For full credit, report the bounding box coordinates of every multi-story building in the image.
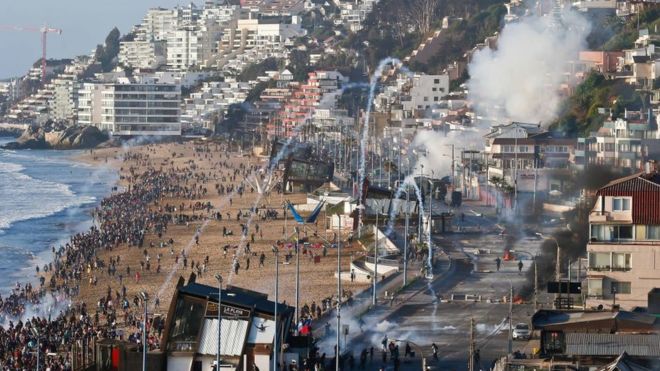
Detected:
[119,39,167,70]
[219,12,304,55]
[78,78,181,136]
[180,78,253,130]
[484,122,576,193]
[402,74,450,114]
[77,82,105,128]
[267,71,345,138]
[166,26,202,70]
[576,115,660,169]
[48,73,80,122]
[335,0,378,32]
[586,167,660,310]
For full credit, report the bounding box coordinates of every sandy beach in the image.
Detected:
[72,140,368,319]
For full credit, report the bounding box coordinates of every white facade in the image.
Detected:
[167,27,202,70]
[119,39,166,69]
[49,74,80,122]
[406,74,450,111]
[78,81,181,136]
[78,83,105,127]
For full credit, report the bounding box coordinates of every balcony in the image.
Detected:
[590,211,611,222]
[588,266,632,272]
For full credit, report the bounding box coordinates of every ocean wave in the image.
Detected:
[0,160,95,231]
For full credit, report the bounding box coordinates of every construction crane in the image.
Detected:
[0,25,63,83]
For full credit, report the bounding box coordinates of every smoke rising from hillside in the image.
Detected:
[467,10,591,124]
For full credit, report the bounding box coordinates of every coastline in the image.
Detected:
[0,137,371,368]
[0,139,117,295]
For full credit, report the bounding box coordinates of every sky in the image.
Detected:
[0,0,200,79]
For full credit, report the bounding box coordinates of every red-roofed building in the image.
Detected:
[586,165,660,310]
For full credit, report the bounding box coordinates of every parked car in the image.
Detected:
[512,323,531,340]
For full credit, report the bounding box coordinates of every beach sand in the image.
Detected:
[72,140,368,317]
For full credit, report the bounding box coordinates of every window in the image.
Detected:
[613,225,633,240]
[432,87,437,92]
[611,281,632,294]
[612,252,631,270]
[591,224,608,241]
[648,225,660,240]
[168,296,206,352]
[612,198,631,211]
[589,252,610,269]
[434,79,440,84]
[588,277,604,297]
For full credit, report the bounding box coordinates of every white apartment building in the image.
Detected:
[586,169,660,310]
[404,74,450,112]
[335,0,378,32]
[78,83,104,128]
[576,116,660,169]
[140,8,180,41]
[181,78,254,130]
[49,74,80,122]
[119,39,167,69]
[78,79,181,136]
[167,27,202,70]
[219,13,304,55]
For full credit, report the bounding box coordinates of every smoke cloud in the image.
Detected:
[467,9,591,124]
[410,128,485,177]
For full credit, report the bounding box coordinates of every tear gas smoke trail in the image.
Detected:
[384,176,428,251]
[357,58,401,211]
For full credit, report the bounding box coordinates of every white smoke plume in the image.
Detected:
[467,9,591,124]
[410,128,486,178]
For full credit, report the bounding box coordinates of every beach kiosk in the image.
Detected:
[161,280,294,371]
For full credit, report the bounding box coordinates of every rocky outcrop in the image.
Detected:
[2,125,109,150]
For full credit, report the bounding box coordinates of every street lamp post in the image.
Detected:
[508,282,513,356]
[295,226,301,327]
[427,172,433,279]
[273,246,279,371]
[418,164,424,240]
[140,291,149,371]
[215,274,223,370]
[373,204,379,306]
[536,233,562,307]
[403,186,410,287]
[336,215,342,371]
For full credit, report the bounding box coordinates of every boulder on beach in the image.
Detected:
[50,125,109,149]
[2,125,109,150]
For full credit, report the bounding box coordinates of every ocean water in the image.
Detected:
[0,137,117,292]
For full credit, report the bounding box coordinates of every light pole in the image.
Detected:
[215,274,223,370]
[508,282,513,356]
[336,215,342,371]
[403,186,410,287]
[398,128,403,184]
[295,226,301,327]
[273,246,279,371]
[536,233,562,306]
[140,291,149,371]
[427,172,433,279]
[418,164,424,240]
[31,329,40,371]
[373,203,379,306]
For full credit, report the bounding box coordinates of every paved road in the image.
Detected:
[311,199,551,370]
